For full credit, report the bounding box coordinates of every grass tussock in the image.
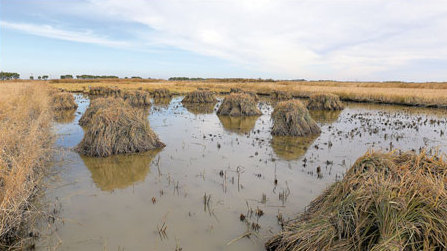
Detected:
[153,88,171,98]
[122,90,151,107]
[79,97,127,127]
[272,91,292,100]
[51,92,77,110]
[76,103,164,157]
[182,90,217,103]
[230,88,259,101]
[307,93,344,110]
[266,150,447,251]
[271,100,320,136]
[89,86,122,97]
[0,83,53,248]
[217,93,262,116]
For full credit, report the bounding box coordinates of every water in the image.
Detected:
[38,95,447,250]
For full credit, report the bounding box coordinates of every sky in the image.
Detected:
[1,0,447,81]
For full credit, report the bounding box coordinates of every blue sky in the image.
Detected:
[1,0,447,81]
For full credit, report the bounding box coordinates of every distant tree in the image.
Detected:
[0,71,20,80]
[60,75,73,79]
[42,75,49,80]
[38,76,42,80]
[30,76,34,80]
[131,76,142,79]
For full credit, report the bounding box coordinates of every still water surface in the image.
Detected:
[39,95,447,250]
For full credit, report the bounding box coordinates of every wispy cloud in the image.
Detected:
[86,0,447,80]
[0,21,129,48]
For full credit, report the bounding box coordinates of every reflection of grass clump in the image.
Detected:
[184,103,216,115]
[267,150,447,251]
[218,116,259,134]
[271,135,317,160]
[309,110,342,124]
[217,93,261,116]
[82,150,160,191]
[271,100,320,136]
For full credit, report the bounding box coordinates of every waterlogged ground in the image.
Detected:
[39,95,447,250]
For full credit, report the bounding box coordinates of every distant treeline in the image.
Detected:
[0,71,20,80]
[168,77,277,82]
[60,75,120,79]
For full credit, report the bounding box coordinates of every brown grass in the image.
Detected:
[0,83,54,248]
[271,100,321,136]
[51,92,77,110]
[153,88,171,98]
[79,97,127,127]
[76,103,164,157]
[266,150,447,251]
[43,79,447,108]
[307,93,344,110]
[182,90,217,103]
[122,90,151,107]
[272,90,292,100]
[217,93,262,116]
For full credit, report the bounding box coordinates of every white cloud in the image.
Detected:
[0,21,129,48]
[85,0,447,80]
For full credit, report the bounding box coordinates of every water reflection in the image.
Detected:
[309,110,342,124]
[54,109,76,124]
[183,103,216,114]
[218,115,259,134]
[81,150,161,191]
[152,97,172,108]
[271,135,319,160]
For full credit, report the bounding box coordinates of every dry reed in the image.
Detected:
[0,83,54,248]
[271,100,320,136]
[76,103,164,157]
[182,90,217,103]
[217,93,261,116]
[266,150,447,251]
[307,93,344,110]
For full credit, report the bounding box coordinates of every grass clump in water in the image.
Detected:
[89,86,122,97]
[182,90,217,103]
[307,93,344,110]
[79,97,127,127]
[271,100,320,136]
[76,102,164,157]
[272,90,291,100]
[51,92,77,110]
[122,90,151,107]
[266,150,447,251]
[217,93,261,116]
[153,88,171,98]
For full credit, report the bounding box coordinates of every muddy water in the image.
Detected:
[39,95,447,250]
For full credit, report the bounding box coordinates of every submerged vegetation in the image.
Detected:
[266,150,447,251]
[76,102,164,157]
[217,93,261,116]
[271,100,320,136]
[0,83,53,248]
[182,90,217,103]
[307,93,344,110]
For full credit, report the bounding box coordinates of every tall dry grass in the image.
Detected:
[0,83,54,248]
[42,79,447,108]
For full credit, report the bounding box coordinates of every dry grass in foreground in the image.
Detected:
[266,150,447,251]
[0,83,54,249]
[40,79,447,108]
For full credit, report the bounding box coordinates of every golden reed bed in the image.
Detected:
[27,79,447,108]
[0,83,54,248]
